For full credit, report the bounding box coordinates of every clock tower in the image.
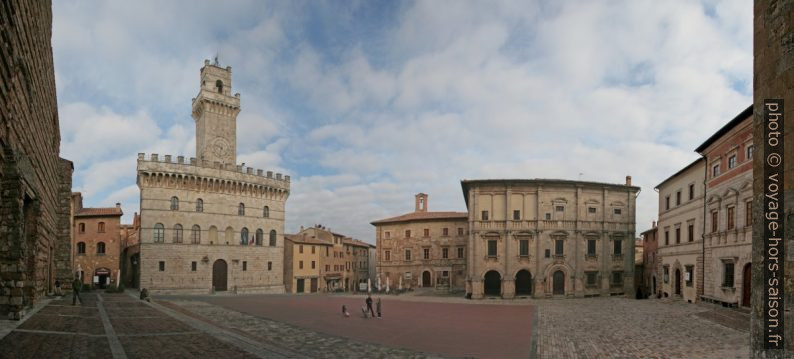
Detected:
[191,58,241,165]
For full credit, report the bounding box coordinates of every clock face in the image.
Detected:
[211,137,230,159]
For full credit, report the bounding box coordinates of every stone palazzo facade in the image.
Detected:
[0,0,73,319]
[462,178,639,299]
[136,60,289,294]
[373,194,469,292]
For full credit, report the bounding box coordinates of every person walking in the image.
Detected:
[54,280,62,296]
[72,275,82,306]
[365,295,375,318]
[376,297,382,319]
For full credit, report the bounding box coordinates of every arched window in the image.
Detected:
[173,224,183,243]
[170,196,179,211]
[255,229,263,246]
[153,223,165,243]
[263,206,270,218]
[240,227,249,245]
[97,242,106,255]
[269,230,277,247]
[97,222,105,233]
[191,225,201,244]
[238,203,245,216]
[209,226,218,244]
[77,242,86,255]
[225,226,234,244]
[216,80,223,93]
[196,198,203,212]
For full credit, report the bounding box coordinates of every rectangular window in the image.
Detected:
[723,262,735,288]
[712,163,720,177]
[442,271,449,277]
[385,231,390,239]
[747,145,754,160]
[513,210,521,220]
[442,247,449,259]
[555,239,564,256]
[423,248,430,260]
[79,223,85,233]
[676,191,681,206]
[689,184,695,200]
[405,250,411,261]
[545,213,551,220]
[159,261,165,272]
[728,155,736,169]
[746,201,752,227]
[385,250,391,261]
[613,239,622,256]
[457,247,464,259]
[311,246,315,254]
[311,261,315,269]
[612,271,623,286]
[458,228,464,236]
[544,249,550,258]
[191,261,197,272]
[481,211,489,220]
[688,224,694,242]
[685,265,694,287]
[443,228,449,236]
[325,265,330,272]
[587,239,596,256]
[712,211,718,232]
[519,240,529,257]
[663,266,669,283]
[299,261,303,269]
[242,261,247,271]
[586,272,598,287]
[588,207,596,214]
[299,245,303,254]
[268,262,272,271]
[405,230,411,238]
[555,205,564,212]
[665,196,670,210]
[727,207,735,229]
[664,231,669,246]
[487,240,497,257]
[613,208,622,215]
[423,228,430,237]
[326,247,329,256]
[675,227,680,244]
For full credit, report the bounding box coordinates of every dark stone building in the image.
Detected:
[752,0,793,356]
[0,0,73,319]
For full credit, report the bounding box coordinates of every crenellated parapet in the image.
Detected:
[136,153,290,200]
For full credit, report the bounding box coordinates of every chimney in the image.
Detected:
[625,175,632,186]
[652,220,656,228]
[300,225,304,231]
[415,193,428,212]
[115,202,121,209]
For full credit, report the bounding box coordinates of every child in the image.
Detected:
[342,304,350,317]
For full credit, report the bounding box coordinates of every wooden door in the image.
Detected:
[553,271,565,295]
[310,278,318,293]
[422,271,431,287]
[212,260,227,291]
[297,279,305,293]
[742,263,751,307]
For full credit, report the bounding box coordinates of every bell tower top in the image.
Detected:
[192,59,241,165]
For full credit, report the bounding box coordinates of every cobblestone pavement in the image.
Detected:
[536,297,749,359]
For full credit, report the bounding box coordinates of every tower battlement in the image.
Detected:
[137,152,290,188]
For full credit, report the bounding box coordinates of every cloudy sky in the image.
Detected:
[52,0,752,243]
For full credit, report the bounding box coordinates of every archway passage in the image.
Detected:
[742,263,751,307]
[212,259,228,291]
[422,271,432,287]
[675,269,681,295]
[552,270,565,295]
[515,270,532,295]
[484,270,501,296]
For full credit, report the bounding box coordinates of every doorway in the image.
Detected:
[675,269,681,295]
[422,271,432,287]
[515,270,532,295]
[484,271,501,296]
[296,279,305,293]
[212,259,228,291]
[742,263,751,307]
[95,268,110,289]
[310,278,318,293]
[553,270,565,295]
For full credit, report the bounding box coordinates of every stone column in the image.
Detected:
[502,278,515,299]
[751,1,793,357]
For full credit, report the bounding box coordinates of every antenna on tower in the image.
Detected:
[213,50,219,66]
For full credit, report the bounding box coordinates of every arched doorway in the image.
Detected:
[212,259,228,291]
[742,263,751,307]
[484,271,501,296]
[674,269,681,295]
[515,270,532,295]
[422,271,432,287]
[552,270,565,295]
